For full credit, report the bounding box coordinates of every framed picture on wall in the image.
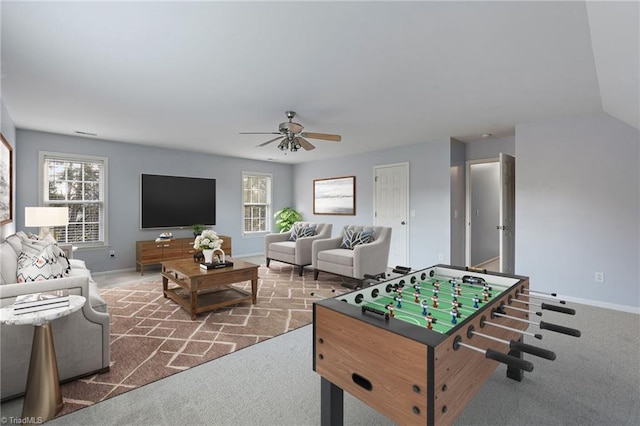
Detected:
[313,176,356,215]
[0,133,13,225]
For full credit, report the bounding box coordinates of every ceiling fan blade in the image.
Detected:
[296,137,315,151]
[257,136,283,147]
[300,132,341,142]
[239,132,281,135]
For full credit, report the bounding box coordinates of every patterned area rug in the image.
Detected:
[56,264,348,418]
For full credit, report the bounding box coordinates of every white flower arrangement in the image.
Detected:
[193,229,223,251]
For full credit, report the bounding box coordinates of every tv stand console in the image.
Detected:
[136,236,232,275]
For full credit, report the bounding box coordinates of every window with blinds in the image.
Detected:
[40,152,108,245]
[242,172,272,234]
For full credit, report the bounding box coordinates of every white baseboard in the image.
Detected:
[548,293,640,314]
[233,252,265,259]
[92,267,137,277]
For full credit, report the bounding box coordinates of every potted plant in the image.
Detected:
[190,224,206,236]
[274,207,302,233]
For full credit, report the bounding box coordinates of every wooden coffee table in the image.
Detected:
[161,258,259,320]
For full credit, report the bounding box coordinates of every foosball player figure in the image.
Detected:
[456,283,462,296]
[432,294,439,308]
[421,299,429,315]
[425,313,435,330]
[433,280,441,291]
[483,289,490,302]
[483,283,492,294]
[450,309,458,324]
[425,313,434,330]
[414,291,420,303]
[395,295,403,309]
[452,305,460,318]
[473,295,480,309]
[413,284,421,294]
[449,279,457,287]
[386,303,395,318]
[432,287,439,296]
[452,299,461,316]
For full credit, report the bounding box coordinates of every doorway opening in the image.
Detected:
[465,153,515,273]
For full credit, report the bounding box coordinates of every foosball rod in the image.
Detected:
[521,288,558,297]
[365,300,456,327]
[467,326,556,360]
[492,311,581,337]
[388,291,477,317]
[501,304,542,316]
[481,318,543,339]
[509,296,575,315]
[453,336,534,372]
[516,292,567,305]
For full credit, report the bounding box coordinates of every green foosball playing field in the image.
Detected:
[362,274,498,334]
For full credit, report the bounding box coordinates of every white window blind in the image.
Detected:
[41,152,108,245]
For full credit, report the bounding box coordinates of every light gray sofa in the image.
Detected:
[0,233,110,401]
[312,225,392,281]
[265,222,333,275]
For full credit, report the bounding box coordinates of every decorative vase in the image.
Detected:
[202,249,214,264]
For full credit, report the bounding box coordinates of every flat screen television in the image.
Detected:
[140,174,216,229]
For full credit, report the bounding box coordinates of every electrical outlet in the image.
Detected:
[109,250,116,258]
[594,272,604,283]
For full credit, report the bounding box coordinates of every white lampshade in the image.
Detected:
[25,207,70,227]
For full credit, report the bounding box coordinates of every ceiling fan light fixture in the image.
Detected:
[241,110,341,153]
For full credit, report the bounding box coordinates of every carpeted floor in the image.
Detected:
[53,264,348,418]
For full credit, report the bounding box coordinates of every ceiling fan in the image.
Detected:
[240,111,341,152]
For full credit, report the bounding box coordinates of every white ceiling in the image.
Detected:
[1,1,638,164]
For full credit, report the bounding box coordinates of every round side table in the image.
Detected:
[0,295,86,421]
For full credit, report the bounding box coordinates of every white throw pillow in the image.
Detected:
[16,243,70,283]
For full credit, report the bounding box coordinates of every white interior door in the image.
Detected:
[499,153,516,273]
[374,163,409,267]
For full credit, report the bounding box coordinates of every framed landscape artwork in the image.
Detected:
[313,176,356,215]
[0,133,12,225]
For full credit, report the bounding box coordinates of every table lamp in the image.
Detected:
[24,207,69,239]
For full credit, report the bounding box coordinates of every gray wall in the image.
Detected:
[0,98,16,238]
[516,112,639,309]
[466,135,515,160]
[293,139,451,269]
[15,130,294,273]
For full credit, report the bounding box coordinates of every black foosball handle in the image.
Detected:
[361,305,389,320]
[485,349,534,372]
[540,303,575,315]
[510,341,556,361]
[539,321,581,337]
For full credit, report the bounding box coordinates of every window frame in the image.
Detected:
[39,151,109,248]
[242,171,272,236]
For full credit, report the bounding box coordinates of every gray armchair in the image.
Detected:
[265,222,333,276]
[312,225,392,281]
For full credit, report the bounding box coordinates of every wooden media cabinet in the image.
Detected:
[136,236,232,275]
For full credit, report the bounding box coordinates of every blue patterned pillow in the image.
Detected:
[289,224,317,241]
[340,229,373,249]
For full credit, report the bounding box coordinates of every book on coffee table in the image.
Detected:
[200,261,234,270]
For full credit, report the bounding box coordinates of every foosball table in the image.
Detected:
[313,265,580,425]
